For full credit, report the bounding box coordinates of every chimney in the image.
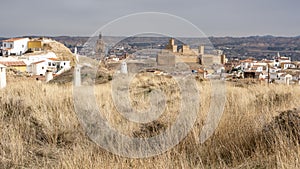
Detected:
[45,70,53,82]
[199,45,204,55]
[74,65,81,86]
[0,65,6,88]
[120,62,128,74]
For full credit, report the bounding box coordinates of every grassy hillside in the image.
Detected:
[0,76,299,168]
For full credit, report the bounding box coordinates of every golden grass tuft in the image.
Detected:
[0,77,299,168]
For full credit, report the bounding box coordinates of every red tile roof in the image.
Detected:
[32,60,46,65]
[2,48,12,51]
[3,38,26,42]
[240,59,252,63]
[47,58,59,61]
[0,61,26,66]
[261,60,273,63]
[279,57,290,60]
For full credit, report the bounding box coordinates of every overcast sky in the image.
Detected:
[1,0,299,37]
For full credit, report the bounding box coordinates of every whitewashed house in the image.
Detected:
[269,67,280,73]
[276,73,294,85]
[23,52,58,72]
[249,65,264,72]
[31,60,48,76]
[273,53,291,67]
[270,72,279,80]
[240,61,252,70]
[277,73,285,80]
[281,62,296,70]
[1,38,29,56]
[27,52,57,63]
[31,58,71,76]
[54,60,71,75]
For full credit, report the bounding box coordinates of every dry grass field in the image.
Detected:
[0,74,299,169]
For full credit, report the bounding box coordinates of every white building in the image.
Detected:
[281,62,296,70]
[31,60,48,76]
[270,72,279,80]
[22,52,58,72]
[269,67,280,73]
[250,65,264,72]
[273,53,291,67]
[27,52,57,63]
[31,59,71,76]
[240,61,253,70]
[55,61,71,75]
[1,38,29,56]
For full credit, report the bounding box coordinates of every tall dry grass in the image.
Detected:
[0,75,299,169]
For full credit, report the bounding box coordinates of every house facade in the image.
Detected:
[273,55,291,67]
[31,60,47,76]
[281,62,296,70]
[31,59,71,76]
[0,61,27,72]
[27,39,43,51]
[1,38,29,56]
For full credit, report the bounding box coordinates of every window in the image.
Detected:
[22,45,24,48]
[4,44,6,47]
[42,67,44,69]
[10,44,13,48]
[48,62,51,66]
[64,62,66,65]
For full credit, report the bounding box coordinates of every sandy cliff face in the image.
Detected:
[43,39,75,65]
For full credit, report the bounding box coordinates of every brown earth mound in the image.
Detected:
[50,66,112,85]
[263,109,300,144]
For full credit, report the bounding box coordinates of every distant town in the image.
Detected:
[0,34,300,88]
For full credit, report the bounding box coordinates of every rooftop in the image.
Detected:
[47,58,59,61]
[32,60,46,65]
[3,38,27,42]
[0,61,26,66]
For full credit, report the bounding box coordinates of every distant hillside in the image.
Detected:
[2,35,300,60]
[209,36,300,60]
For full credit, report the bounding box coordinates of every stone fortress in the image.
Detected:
[157,38,226,67]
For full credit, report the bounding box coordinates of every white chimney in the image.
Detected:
[45,70,53,82]
[285,74,292,85]
[120,62,128,74]
[74,65,81,86]
[0,64,6,89]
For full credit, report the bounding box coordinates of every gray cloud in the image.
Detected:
[0,0,299,37]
